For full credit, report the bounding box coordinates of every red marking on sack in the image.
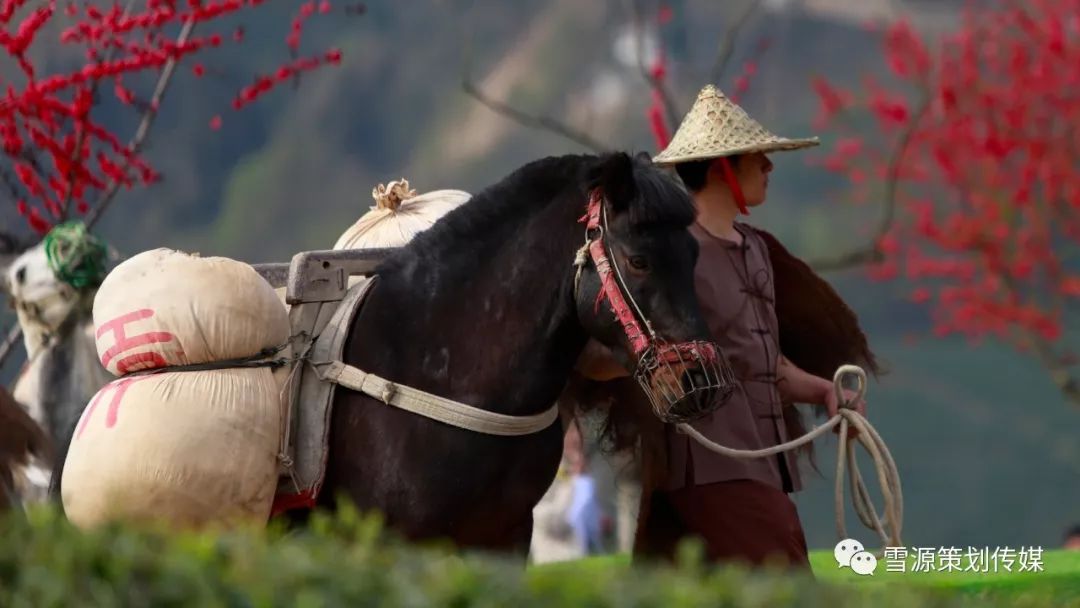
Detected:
[116,352,170,375]
[97,309,178,371]
[74,376,149,439]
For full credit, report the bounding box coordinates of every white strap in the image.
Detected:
[315,360,560,436]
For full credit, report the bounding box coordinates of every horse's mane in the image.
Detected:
[375,152,695,277]
[567,226,884,486]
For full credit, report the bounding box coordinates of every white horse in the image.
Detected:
[0,230,113,503]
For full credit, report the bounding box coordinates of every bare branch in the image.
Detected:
[85,17,197,231]
[999,274,1080,406]
[458,33,610,158]
[0,323,21,377]
[628,0,680,128]
[460,78,609,153]
[61,0,139,222]
[1022,310,1078,406]
[709,0,764,85]
[809,92,933,272]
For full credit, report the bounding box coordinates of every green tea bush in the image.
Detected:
[0,504,1071,608]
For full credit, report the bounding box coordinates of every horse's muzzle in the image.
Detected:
[634,340,737,424]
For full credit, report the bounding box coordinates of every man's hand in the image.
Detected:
[820,378,866,418]
[778,353,867,437]
[819,378,866,438]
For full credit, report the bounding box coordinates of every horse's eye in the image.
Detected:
[627,255,649,271]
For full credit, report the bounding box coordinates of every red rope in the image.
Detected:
[718,157,749,215]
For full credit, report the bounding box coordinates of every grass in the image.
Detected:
[530,549,1080,603]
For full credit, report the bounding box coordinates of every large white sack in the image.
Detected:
[93,248,289,376]
[61,367,282,529]
[269,179,470,315]
[333,179,470,250]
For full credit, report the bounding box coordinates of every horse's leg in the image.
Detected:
[46,433,68,511]
[45,405,78,510]
[508,513,536,565]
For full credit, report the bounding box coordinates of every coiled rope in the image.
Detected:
[42,221,109,290]
[677,364,903,551]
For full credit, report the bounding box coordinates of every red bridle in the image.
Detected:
[573,189,734,423]
[578,189,652,357]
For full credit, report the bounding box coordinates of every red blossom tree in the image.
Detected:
[0,0,348,236]
[812,0,1080,404]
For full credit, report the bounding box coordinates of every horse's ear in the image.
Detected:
[0,231,32,256]
[590,152,638,211]
[0,232,16,255]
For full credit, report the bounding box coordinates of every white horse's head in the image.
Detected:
[5,242,82,354]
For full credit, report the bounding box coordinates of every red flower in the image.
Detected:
[810,77,850,127]
[911,287,932,303]
[657,4,673,24]
[0,0,343,236]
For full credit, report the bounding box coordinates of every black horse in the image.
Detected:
[316,152,734,556]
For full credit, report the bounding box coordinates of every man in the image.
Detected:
[530,418,608,563]
[577,85,879,570]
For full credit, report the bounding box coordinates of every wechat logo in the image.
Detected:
[835,538,878,576]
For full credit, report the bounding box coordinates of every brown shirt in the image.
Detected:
[664,221,802,494]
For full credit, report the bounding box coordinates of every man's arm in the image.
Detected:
[776,353,865,418]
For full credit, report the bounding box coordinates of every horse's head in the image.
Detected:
[572,152,736,424]
[4,241,82,338]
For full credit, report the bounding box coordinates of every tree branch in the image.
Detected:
[459,71,608,153]
[85,17,197,231]
[60,0,139,222]
[1000,274,1080,406]
[709,0,764,85]
[0,322,21,377]
[808,91,933,272]
[628,0,680,128]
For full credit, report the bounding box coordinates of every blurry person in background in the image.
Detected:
[1064,524,1080,550]
[564,421,605,555]
[529,418,609,563]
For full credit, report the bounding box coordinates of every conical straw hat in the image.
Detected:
[653,85,819,165]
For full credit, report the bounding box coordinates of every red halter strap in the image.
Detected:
[580,189,652,357]
[574,188,734,424]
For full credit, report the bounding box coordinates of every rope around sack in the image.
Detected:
[677,364,903,551]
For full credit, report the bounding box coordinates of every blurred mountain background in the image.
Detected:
[3,0,1077,552]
